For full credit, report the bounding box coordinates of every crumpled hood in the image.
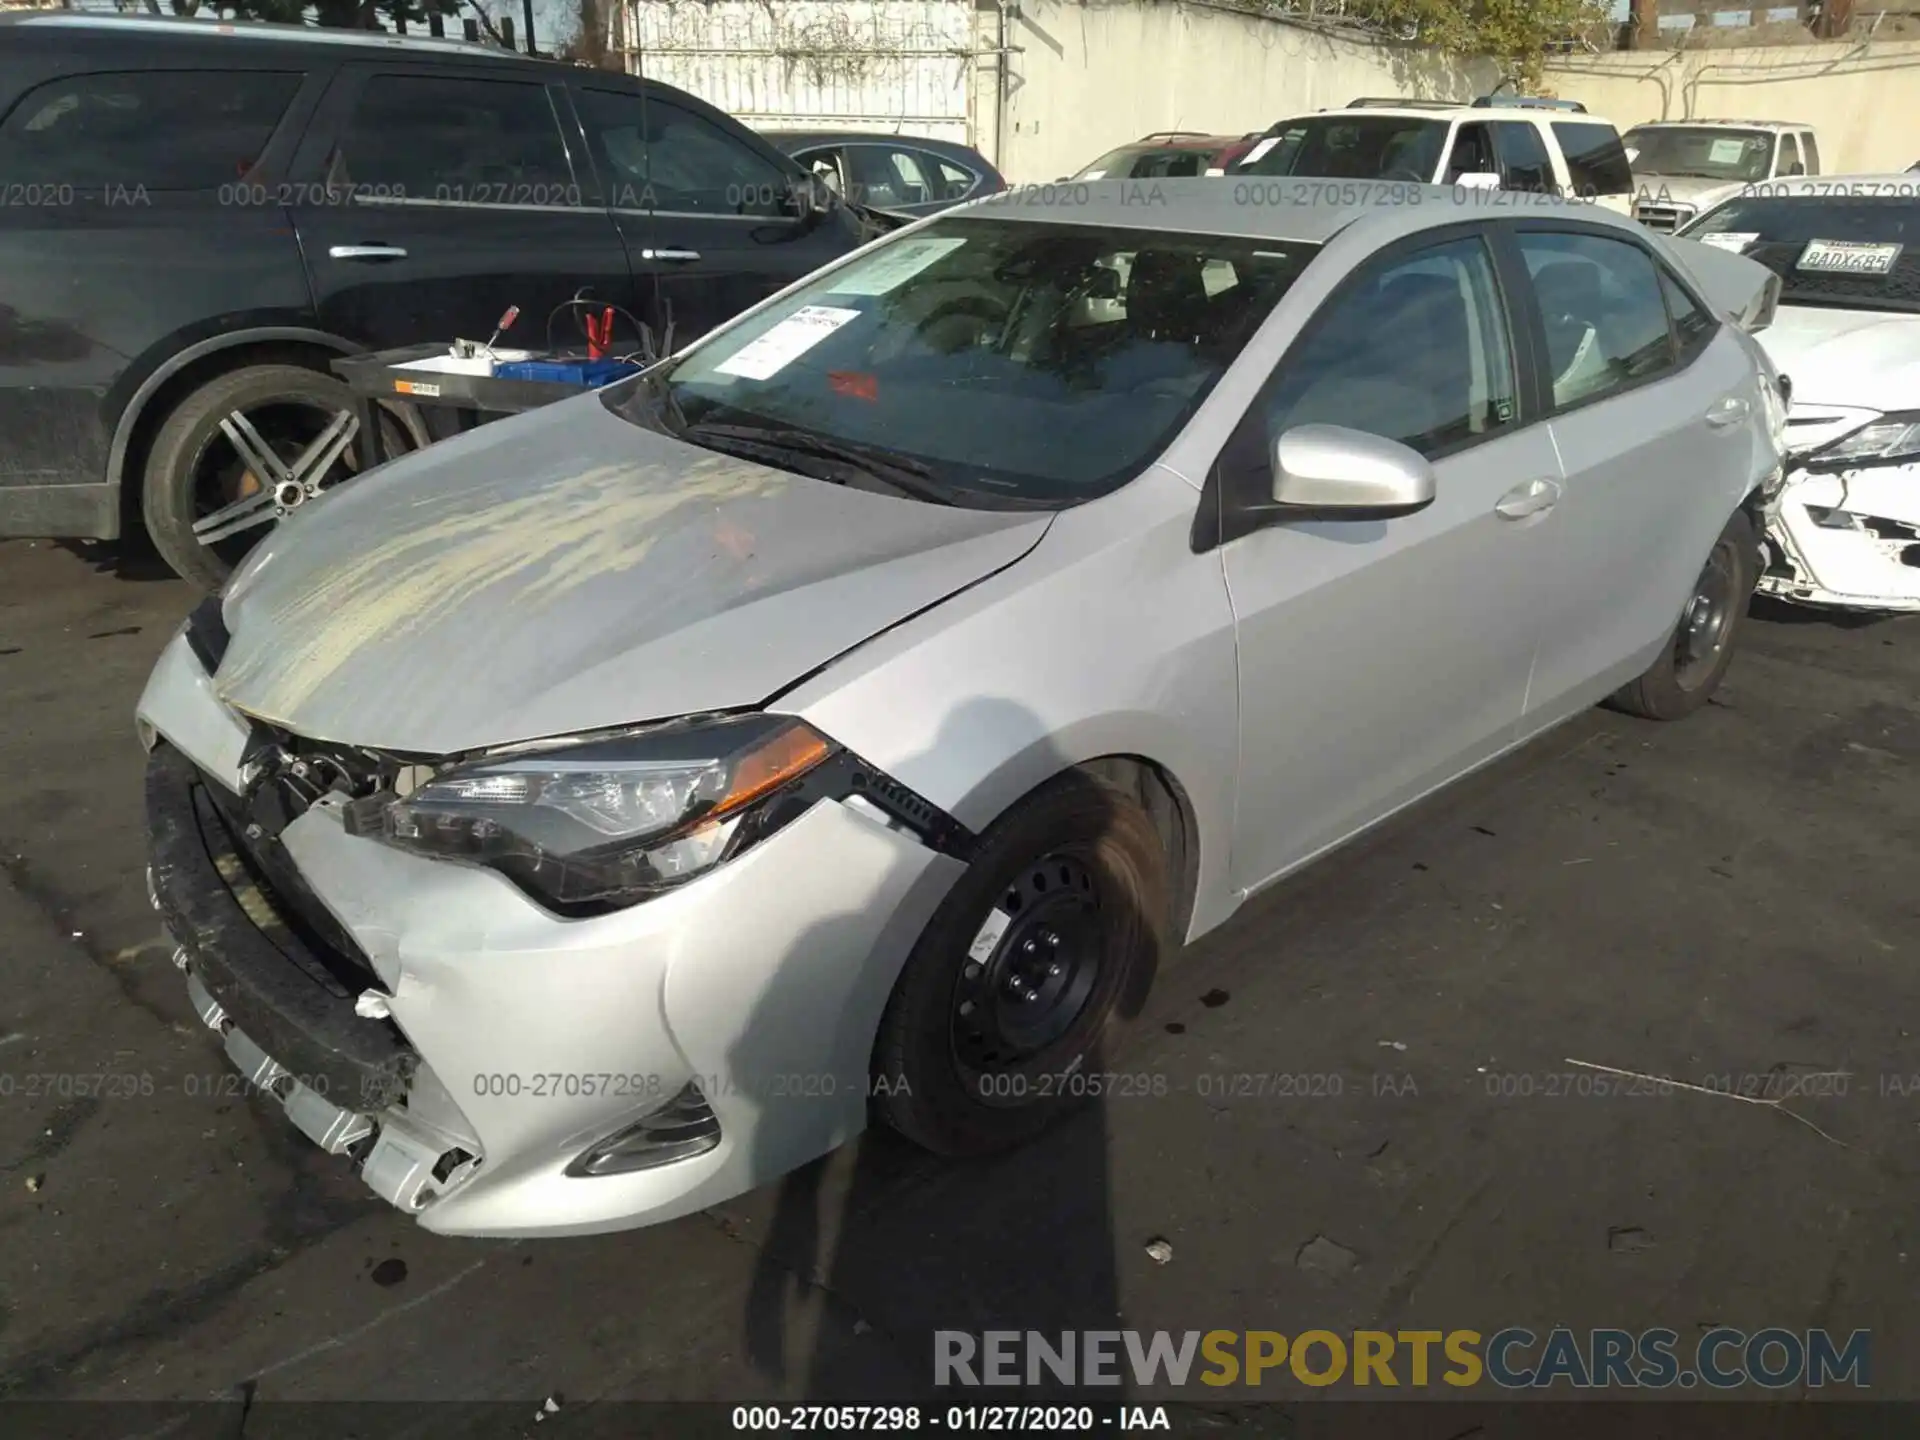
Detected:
[214,392,1050,755]
[1759,305,1920,413]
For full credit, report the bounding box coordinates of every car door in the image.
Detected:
[287,66,633,354]
[1215,229,1566,892]
[1506,223,1759,731]
[572,84,857,349]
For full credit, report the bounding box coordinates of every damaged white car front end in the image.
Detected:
[1680,179,1920,612]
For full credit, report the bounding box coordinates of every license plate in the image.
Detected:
[1796,239,1903,275]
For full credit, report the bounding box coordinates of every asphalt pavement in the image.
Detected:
[2,535,1916,1418]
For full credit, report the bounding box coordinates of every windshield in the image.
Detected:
[1682,195,1920,312]
[1624,126,1776,182]
[606,217,1317,507]
[1237,116,1447,181]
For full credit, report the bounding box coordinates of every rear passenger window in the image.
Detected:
[332,75,575,204]
[0,70,301,190]
[1493,122,1554,192]
[1660,269,1716,365]
[1263,236,1517,458]
[1551,122,1634,198]
[1518,232,1675,408]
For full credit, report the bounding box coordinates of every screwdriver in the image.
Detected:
[484,304,520,354]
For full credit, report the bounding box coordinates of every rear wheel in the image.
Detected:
[142,364,411,591]
[872,773,1167,1156]
[1607,509,1757,721]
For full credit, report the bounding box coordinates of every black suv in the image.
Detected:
[0,14,871,587]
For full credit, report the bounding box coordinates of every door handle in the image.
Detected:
[1705,395,1750,428]
[328,244,408,261]
[641,248,702,263]
[1494,477,1562,520]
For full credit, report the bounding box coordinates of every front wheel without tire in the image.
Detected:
[872,773,1168,1157]
[1607,508,1757,721]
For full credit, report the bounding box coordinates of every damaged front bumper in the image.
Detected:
[137,625,965,1237]
[1759,462,1920,613]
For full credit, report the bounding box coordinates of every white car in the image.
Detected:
[1626,120,1822,233]
[1681,176,1920,611]
[1232,99,1635,213]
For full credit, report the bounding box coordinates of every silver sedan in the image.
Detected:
[137,183,1786,1236]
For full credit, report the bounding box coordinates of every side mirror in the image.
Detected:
[1454,171,1502,190]
[1270,424,1436,519]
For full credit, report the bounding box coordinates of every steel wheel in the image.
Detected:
[951,851,1105,1083]
[1676,536,1740,690]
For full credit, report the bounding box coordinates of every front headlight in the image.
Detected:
[1811,411,1920,468]
[352,715,834,912]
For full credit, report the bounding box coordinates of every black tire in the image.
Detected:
[872,772,1168,1156]
[1607,508,1757,721]
[142,363,406,592]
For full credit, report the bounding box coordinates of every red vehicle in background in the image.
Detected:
[1067,130,1263,180]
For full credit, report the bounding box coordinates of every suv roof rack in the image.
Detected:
[1345,97,1457,110]
[1472,95,1587,113]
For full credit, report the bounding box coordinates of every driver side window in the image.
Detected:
[1264,236,1517,457]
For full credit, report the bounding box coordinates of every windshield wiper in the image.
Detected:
[685,419,967,506]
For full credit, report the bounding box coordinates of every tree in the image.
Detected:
[1349,0,1613,89]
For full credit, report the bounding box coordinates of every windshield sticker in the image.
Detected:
[1697,231,1759,253]
[1708,138,1751,166]
[1797,239,1904,276]
[713,305,862,381]
[1240,136,1281,167]
[826,237,968,297]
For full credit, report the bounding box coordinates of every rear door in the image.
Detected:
[0,61,319,537]
[1505,222,1758,729]
[288,65,634,354]
[571,83,858,349]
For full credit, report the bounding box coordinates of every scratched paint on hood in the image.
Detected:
[209,393,1052,755]
[215,453,783,728]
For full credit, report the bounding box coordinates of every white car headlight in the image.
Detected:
[1811,412,1920,469]
[347,715,835,912]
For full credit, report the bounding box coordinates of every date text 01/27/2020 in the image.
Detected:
[729,1406,1173,1432]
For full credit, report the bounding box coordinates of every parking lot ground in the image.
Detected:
[2,535,1917,1410]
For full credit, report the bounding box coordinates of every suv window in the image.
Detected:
[1517,232,1675,408]
[578,90,790,217]
[1659,268,1716,365]
[0,70,301,191]
[1492,121,1554,192]
[1552,122,1633,197]
[1445,123,1497,183]
[1800,132,1821,175]
[1261,235,1517,458]
[333,75,573,204]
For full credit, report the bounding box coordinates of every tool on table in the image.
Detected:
[485,304,521,355]
[584,306,614,360]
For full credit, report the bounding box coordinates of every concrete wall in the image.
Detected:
[992,1,1495,182]
[1546,39,1920,174]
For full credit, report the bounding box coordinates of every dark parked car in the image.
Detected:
[762,130,1004,216]
[0,14,874,588]
[1068,131,1262,181]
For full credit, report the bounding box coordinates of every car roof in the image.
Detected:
[942,178,1650,245]
[1289,105,1622,129]
[1627,119,1811,132]
[762,130,986,155]
[0,11,557,65]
